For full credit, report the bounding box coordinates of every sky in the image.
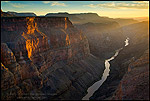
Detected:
[1,1,149,18]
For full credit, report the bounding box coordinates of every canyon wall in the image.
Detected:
[111,49,149,100]
[110,22,149,100]
[90,21,149,100]
[1,17,105,100]
[45,12,138,60]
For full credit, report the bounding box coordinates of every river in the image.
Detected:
[82,38,129,100]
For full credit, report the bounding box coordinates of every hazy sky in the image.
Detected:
[1,1,149,18]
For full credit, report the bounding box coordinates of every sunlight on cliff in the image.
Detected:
[22,17,70,59]
[11,51,14,57]
[1,63,8,71]
[66,34,70,46]
[26,17,36,35]
[61,29,70,46]
[25,40,32,59]
[25,39,39,59]
[22,17,46,60]
[65,17,67,30]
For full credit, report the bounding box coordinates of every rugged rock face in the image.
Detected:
[111,50,149,100]
[1,16,105,100]
[45,12,137,60]
[1,11,137,60]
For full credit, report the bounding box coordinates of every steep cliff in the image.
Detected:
[1,16,105,100]
[111,50,149,100]
[45,12,137,60]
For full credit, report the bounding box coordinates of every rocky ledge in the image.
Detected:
[1,16,105,100]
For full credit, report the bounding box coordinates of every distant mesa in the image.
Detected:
[45,12,138,26]
[7,11,37,17]
[1,10,138,26]
[45,12,101,24]
[1,10,36,17]
[1,10,15,17]
[45,12,99,18]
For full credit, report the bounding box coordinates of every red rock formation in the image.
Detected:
[1,17,97,100]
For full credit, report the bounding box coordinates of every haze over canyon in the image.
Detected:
[1,1,149,100]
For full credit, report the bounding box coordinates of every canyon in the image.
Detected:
[1,16,106,100]
[1,11,149,100]
[90,21,149,100]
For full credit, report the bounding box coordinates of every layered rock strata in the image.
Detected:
[1,17,104,100]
